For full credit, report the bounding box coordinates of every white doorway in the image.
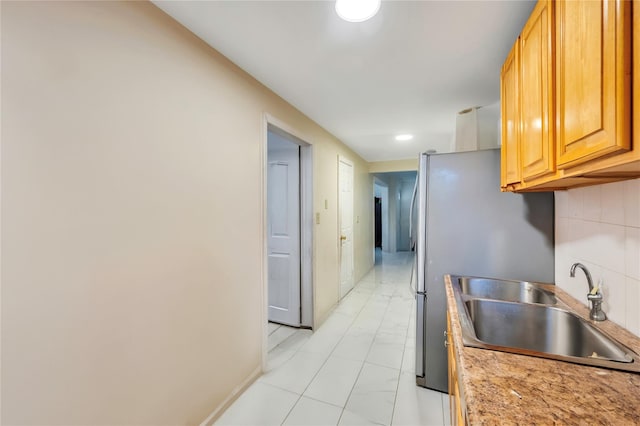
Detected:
[263,119,313,343]
[338,156,354,299]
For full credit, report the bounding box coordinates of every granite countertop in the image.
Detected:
[444,275,640,425]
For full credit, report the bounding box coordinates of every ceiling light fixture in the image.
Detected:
[395,134,414,142]
[335,0,381,23]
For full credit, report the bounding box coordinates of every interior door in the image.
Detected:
[338,156,354,299]
[267,133,301,326]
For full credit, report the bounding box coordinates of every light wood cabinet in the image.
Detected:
[500,0,554,191]
[520,0,554,181]
[555,0,631,168]
[447,311,466,426]
[500,0,638,192]
[500,40,521,189]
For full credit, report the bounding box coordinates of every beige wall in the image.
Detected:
[0,1,373,424]
[555,179,640,337]
[368,158,418,173]
[310,138,374,327]
[353,160,375,283]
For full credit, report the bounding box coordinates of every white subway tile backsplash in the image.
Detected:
[626,227,640,281]
[596,223,626,273]
[568,186,584,219]
[601,180,625,225]
[555,217,570,252]
[626,277,640,336]
[554,191,569,219]
[555,178,640,337]
[582,185,602,222]
[599,268,627,327]
[568,219,599,263]
[624,179,640,228]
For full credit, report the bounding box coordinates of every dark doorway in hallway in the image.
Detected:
[374,196,382,248]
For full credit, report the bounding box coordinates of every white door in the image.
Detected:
[267,134,301,326]
[339,156,354,299]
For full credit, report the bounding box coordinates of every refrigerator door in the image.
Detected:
[414,153,429,381]
[415,292,426,385]
[421,149,554,392]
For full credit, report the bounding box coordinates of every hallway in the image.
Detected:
[216,251,450,426]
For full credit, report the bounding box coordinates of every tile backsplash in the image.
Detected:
[555,178,640,337]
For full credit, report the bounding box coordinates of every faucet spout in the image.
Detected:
[569,262,606,321]
[570,262,594,293]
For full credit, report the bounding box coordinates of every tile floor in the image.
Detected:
[216,251,450,426]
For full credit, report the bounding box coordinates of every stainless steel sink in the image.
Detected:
[455,276,557,305]
[450,275,640,373]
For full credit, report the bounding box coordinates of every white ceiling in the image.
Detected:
[153,0,536,162]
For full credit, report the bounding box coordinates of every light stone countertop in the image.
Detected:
[444,275,640,425]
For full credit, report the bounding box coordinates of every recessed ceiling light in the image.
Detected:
[395,134,414,142]
[335,0,381,23]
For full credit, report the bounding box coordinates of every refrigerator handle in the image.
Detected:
[409,174,418,247]
[414,153,428,381]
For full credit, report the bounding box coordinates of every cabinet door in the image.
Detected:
[520,0,554,180]
[447,312,465,426]
[555,0,631,168]
[500,40,521,188]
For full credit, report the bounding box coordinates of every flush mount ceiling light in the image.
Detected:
[395,134,414,142]
[335,0,381,23]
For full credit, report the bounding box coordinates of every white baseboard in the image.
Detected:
[199,365,262,426]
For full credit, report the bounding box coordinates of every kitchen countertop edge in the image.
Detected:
[444,274,640,424]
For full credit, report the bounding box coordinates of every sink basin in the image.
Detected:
[463,299,634,364]
[450,275,640,373]
[454,276,557,305]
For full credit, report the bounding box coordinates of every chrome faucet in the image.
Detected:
[570,263,606,321]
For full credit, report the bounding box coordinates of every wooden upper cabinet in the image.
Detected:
[520,0,554,181]
[500,40,521,188]
[555,0,631,168]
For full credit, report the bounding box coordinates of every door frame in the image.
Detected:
[373,178,389,259]
[261,114,314,369]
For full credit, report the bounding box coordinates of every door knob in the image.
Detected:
[340,235,347,241]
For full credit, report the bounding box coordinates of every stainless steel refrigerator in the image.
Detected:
[412,149,554,392]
